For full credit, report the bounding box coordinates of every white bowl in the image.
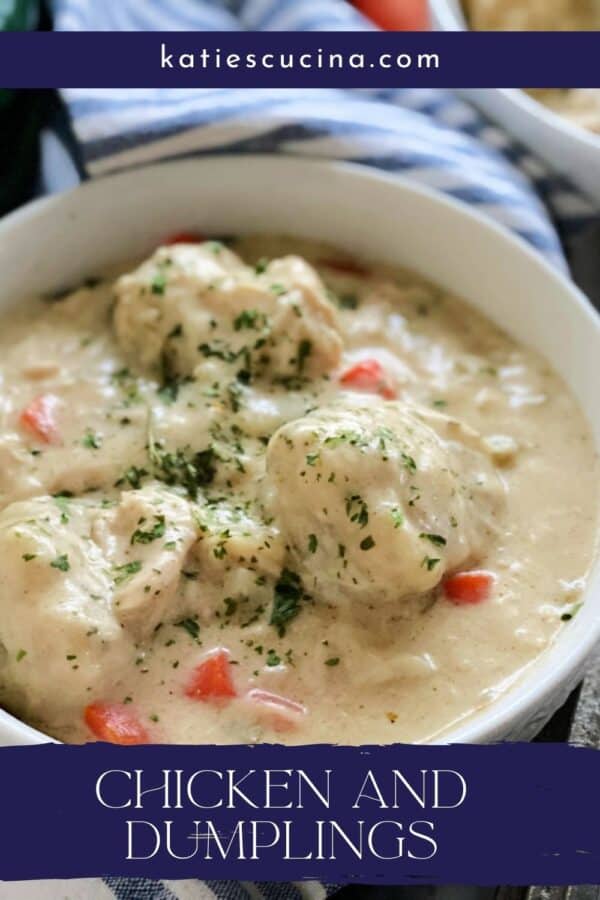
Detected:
[430,0,600,206]
[0,155,599,746]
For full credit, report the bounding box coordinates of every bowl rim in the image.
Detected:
[429,0,600,152]
[0,152,599,747]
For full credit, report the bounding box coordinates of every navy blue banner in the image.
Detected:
[0,31,599,88]
[1,741,599,883]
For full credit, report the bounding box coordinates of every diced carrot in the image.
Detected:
[185,648,237,702]
[340,358,396,400]
[84,702,149,745]
[19,394,60,443]
[163,232,205,245]
[354,0,430,30]
[245,688,307,733]
[318,257,370,277]
[444,570,495,605]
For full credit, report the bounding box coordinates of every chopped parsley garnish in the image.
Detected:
[270,568,307,637]
[50,554,70,573]
[198,342,240,364]
[175,617,200,640]
[255,257,269,274]
[22,553,36,562]
[296,339,312,372]
[131,515,166,545]
[421,556,440,571]
[420,533,447,547]
[266,649,281,667]
[16,649,27,662]
[391,508,404,529]
[360,535,376,551]
[234,309,267,331]
[113,560,142,585]
[149,443,217,500]
[346,494,369,528]
[117,465,148,490]
[53,493,72,523]
[151,271,167,295]
[325,657,340,666]
[306,452,320,467]
[561,602,583,622]
[82,430,102,450]
[308,533,318,554]
[338,293,359,310]
[401,452,417,473]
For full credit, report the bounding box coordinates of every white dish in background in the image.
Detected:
[429,0,600,206]
[0,155,599,746]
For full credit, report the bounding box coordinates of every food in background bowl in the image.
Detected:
[463,0,600,30]
[0,232,597,746]
[462,0,600,133]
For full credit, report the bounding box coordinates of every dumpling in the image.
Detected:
[0,486,198,725]
[113,242,343,382]
[0,496,126,724]
[262,397,505,609]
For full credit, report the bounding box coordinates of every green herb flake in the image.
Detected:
[391,508,404,529]
[82,431,102,450]
[420,532,447,547]
[53,493,72,523]
[50,554,70,573]
[297,339,312,373]
[270,568,307,637]
[234,309,266,331]
[325,657,340,667]
[308,533,318,554]
[175,617,200,640]
[113,560,143,585]
[360,535,376,551]
[421,556,440,572]
[16,649,27,662]
[338,293,359,310]
[131,515,166,545]
[346,494,369,528]
[401,452,418,473]
[151,271,167,295]
[266,649,281,667]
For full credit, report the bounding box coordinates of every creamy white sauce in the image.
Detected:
[0,235,597,745]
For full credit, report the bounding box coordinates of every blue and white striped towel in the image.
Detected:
[51,0,599,276]
[23,2,596,899]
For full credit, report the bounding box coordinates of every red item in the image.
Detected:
[185,648,237,701]
[163,232,205,245]
[354,0,430,30]
[340,358,396,399]
[444,570,495,605]
[84,702,149,745]
[19,394,60,443]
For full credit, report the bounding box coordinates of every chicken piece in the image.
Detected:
[0,497,127,724]
[113,242,343,382]
[92,485,198,640]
